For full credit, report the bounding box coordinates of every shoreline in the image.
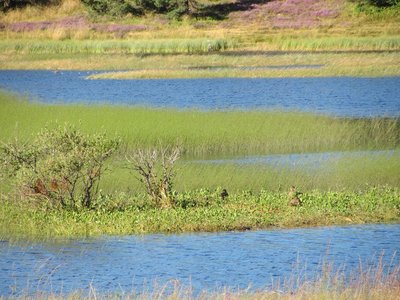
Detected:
[1,186,399,240]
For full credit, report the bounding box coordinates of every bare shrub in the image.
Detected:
[127,146,181,208]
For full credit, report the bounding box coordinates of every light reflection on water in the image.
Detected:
[1,224,399,296]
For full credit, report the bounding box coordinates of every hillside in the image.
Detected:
[1,0,399,38]
[0,0,399,76]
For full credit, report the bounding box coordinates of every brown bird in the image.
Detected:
[288,186,302,206]
[220,188,229,200]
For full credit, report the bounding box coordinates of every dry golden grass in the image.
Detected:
[1,51,399,78]
[0,0,84,23]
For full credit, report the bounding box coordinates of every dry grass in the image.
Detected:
[1,51,399,78]
[0,0,84,23]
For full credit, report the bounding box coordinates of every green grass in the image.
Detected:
[1,46,399,78]
[99,152,400,195]
[0,38,234,55]
[1,91,399,158]
[238,35,400,52]
[1,186,399,238]
[1,90,399,194]
[87,63,400,78]
[1,92,399,237]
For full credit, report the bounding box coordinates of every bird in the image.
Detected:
[220,188,229,201]
[288,186,302,206]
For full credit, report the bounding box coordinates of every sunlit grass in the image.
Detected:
[0,89,399,236]
[1,185,399,237]
[0,0,84,23]
[88,64,400,78]
[1,48,399,78]
[0,38,234,55]
[1,91,398,158]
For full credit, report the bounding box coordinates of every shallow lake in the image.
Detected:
[1,224,399,296]
[0,70,399,117]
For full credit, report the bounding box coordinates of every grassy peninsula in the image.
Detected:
[0,91,399,239]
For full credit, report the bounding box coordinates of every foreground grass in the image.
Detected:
[1,187,399,238]
[6,285,400,300]
[1,91,399,158]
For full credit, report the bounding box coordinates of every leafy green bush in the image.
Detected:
[81,0,140,16]
[0,124,120,210]
[367,0,399,7]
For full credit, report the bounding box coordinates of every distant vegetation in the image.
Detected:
[1,0,399,18]
[0,0,398,75]
[81,0,198,18]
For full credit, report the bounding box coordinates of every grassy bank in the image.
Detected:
[1,186,399,238]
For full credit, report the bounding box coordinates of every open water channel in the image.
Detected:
[1,225,400,296]
[0,70,399,117]
[0,71,399,296]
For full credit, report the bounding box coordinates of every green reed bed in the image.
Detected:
[258,36,400,52]
[88,64,400,79]
[98,152,400,195]
[1,92,398,158]
[1,186,399,238]
[0,36,398,55]
[0,38,233,55]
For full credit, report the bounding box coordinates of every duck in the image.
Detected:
[220,188,229,200]
[288,186,302,206]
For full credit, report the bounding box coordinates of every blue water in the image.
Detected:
[0,70,399,116]
[1,224,399,296]
[193,149,399,169]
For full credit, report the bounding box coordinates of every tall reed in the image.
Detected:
[1,92,398,159]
